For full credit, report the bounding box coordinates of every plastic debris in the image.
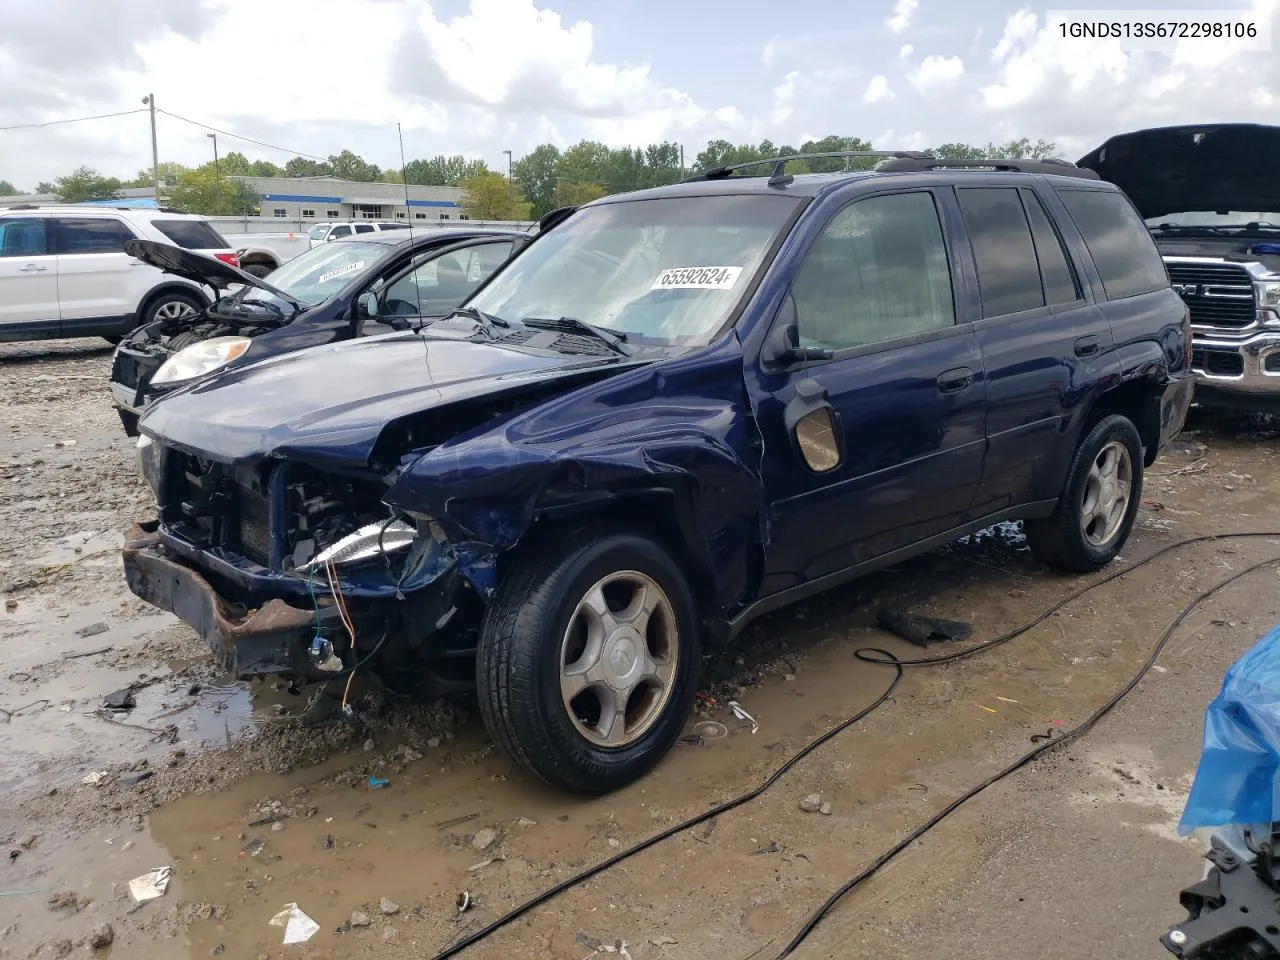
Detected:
[103,688,136,711]
[456,891,473,913]
[128,866,173,903]
[692,720,727,740]
[269,902,320,944]
[876,608,972,647]
[81,771,110,787]
[727,700,758,734]
[367,776,389,789]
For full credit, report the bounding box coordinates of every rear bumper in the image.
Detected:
[122,522,324,677]
[1191,331,1280,397]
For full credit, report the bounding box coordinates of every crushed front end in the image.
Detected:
[123,436,463,686]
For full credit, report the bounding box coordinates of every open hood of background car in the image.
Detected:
[123,238,297,303]
[138,330,628,469]
[1076,124,1280,221]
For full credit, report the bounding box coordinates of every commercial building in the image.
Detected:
[0,176,465,221]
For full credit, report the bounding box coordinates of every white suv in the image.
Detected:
[306,220,411,247]
[0,205,239,344]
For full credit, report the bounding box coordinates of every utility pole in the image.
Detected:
[142,94,160,202]
[207,133,220,211]
[503,149,512,180]
[679,144,684,179]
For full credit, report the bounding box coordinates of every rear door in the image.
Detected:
[953,183,1112,515]
[0,216,59,339]
[50,215,146,331]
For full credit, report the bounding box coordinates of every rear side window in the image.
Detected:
[354,224,375,234]
[0,218,48,257]
[1056,189,1170,300]
[1020,189,1079,306]
[330,225,352,238]
[52,218,137,254]
[956,187,1043,318]
[151,219,229,250]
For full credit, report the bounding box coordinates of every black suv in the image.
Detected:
[122,151,1193,793]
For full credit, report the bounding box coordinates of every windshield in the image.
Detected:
[1147,211,1280,230]
[238,240,390,309]
[307,224,330,240]
[466,194,802,344]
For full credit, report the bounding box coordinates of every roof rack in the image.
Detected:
[872,157,1101,180]
[682,150,937,188]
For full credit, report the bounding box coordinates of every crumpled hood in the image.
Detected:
[139,331,621,468]
[1077,124,1280,220]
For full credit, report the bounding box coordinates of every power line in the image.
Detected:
[0,108,147,132]
[155,108,330,162]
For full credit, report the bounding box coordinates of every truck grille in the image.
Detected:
[1166,262,1256,330]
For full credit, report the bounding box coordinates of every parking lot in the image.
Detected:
[1,336,1277,959]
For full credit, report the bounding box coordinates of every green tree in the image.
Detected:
[246,159,283,177]
[54,166,122,202]
[284,157,333,178]
[168,167,259,215]
[459,172,531,221]
[642,141,683,188]
[326,149,380,181]
[552,181,607,208]
[929,139,1058,160]
[404,154,489,186]
[0,180,18,196]
[511,144,561,217]
[34,181,55,194]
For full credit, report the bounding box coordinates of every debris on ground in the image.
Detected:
[380,897,400,915]
[819,801,832,816]
[728,700,759,734]
[271,821,286,832]
[367,775,389,789]
[128,866,172,902]
[102,687,136,711]
[515,817,537,827]
[472,827,498,851]
[350,910,371,927]
[81,771,110,787]
[75,622,108,638]
[269,903,320,944]
[117,770,153,788]
[692,720,727,740]
[88,923,114,950]
[456,891,473,913]
[876,608,972,647]
[47,891,87,913]
[799,794,822,813]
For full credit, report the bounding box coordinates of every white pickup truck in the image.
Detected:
[221,232,312,277]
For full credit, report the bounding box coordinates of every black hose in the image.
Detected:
[429,531,1280,960]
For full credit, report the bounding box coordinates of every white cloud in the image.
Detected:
[886,0,918,33]
[762,36,780,69]
[908,54,965,93]
[898,43,915,60]
[863,75,895,104]
[771,71,801,125]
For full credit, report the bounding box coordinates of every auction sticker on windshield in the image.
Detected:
[318,261,365,284]
[651,266,743,291]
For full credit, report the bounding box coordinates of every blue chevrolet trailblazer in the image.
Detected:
[121,151,1193,793]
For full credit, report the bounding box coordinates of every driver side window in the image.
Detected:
[791,192,955,351]
[381,243,514,318]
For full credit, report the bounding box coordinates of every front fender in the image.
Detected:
[382,336,764,613]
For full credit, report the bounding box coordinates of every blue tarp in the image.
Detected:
[1180,621,1280,834]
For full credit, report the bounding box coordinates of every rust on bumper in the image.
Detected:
[122,522,319,678]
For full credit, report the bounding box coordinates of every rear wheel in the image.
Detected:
[243,263,273,279]
[476,528,699,794]
[1026,414,1143,573]
[141,291,203,327]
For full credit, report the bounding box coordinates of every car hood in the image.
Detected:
[138,330,628,469]
[123,238,296,301]
[1077,124,1280,220]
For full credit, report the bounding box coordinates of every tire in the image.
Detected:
[140,290,203,327]
[1025,414,1144,573]
[476,527,700,794]
[243,263,273,279]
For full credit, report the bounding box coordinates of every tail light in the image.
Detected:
[1183,303,1192,369]
[213,252,240,269]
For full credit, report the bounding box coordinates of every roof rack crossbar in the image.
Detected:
[682,150,936,186]
[872,157,1101,180]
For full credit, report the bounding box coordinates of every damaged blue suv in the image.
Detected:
[122,151,1193,793]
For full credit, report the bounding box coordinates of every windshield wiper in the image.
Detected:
[520,316,629,356]
[1150,223,1232,235]
[419,305,510,336]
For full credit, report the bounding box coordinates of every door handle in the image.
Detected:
[937,367,973,394]
[1074,335,1100,357]
[18,263,47,272]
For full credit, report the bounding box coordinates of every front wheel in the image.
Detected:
[1026,414,1144,573]
[476,528,700,794]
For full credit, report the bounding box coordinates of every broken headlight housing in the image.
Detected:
[152,336,251,388]
[298,519,418,572]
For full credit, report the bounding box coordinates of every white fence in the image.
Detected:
[205,215,535,235]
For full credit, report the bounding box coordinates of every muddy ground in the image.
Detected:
[2,337,1279,960]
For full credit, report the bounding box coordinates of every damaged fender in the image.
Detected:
[384,334,765,616]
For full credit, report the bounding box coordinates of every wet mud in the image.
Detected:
[3,339,1280,959]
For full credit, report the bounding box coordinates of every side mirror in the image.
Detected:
[783,378,843,473]
[357,292,380,320]
[763,294,834,366]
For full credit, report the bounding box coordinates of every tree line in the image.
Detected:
[1,135,1057,220]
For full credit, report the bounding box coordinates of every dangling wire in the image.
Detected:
[325,559,359,710]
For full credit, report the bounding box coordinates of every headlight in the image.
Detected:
[1256,280,1280,312]
[135,434,162,494]
[299,520,417,572]
[152,336,251,387]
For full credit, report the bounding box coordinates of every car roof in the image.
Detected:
[329,226,527,247]
[0,204,209,219]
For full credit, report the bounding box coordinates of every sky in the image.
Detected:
[0,0,1277,191]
